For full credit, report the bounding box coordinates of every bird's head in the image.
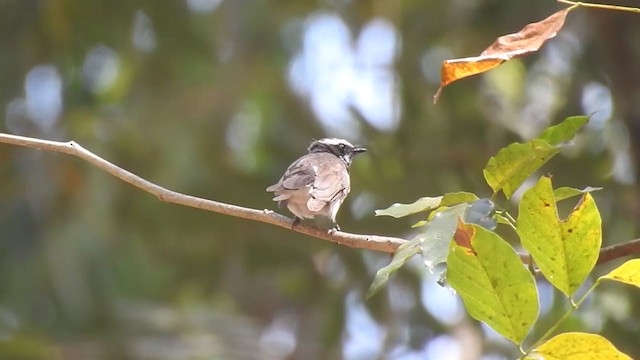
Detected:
[308,138,367,166]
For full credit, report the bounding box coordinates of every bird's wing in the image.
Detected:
[266,155,316,192]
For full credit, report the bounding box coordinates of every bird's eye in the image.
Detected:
[339,144,346,149]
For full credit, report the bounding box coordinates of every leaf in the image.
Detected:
[452,219,475,252]
[554,186,603,202]
[375,196,443,218]
[482,116,589,198]
[483,139,559,199]
[539,116,589,145]
[447,222,539,344]
[366,238,421,299]
[434,9,570,103]
[420,203,469,271]
[517,176,602,297]
[599,259,640,289]
[411,220,428,228]
[527,332,632,360]
[441,191,480,206]
[464,198,497,231]
[375,192,478,218]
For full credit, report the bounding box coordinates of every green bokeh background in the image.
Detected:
[1,1,639,359]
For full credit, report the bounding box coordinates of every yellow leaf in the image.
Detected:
[517,176,601,297]
[599,259,640,288]
[447,223,538,344]
[528,332,632,359]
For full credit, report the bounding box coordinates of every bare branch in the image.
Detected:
[520,237,640,276]
[0,132,406,253]
[3,132,640,264]
[597,238,640,265]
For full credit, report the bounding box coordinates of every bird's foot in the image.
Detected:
[291,217,302,230]
[328,224,341,235]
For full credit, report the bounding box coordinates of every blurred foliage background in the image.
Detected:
[1,0,639,359]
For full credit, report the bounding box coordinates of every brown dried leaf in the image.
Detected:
[453,220,476,255]
[434,8,570,103]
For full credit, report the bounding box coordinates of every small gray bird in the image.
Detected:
[266,138,366,230]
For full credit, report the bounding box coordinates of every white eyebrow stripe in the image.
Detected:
[319,138,354,147]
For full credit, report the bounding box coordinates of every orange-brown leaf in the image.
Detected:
[434,8,570,103]
[454,220,476,255]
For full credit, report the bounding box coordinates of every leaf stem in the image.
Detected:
[558,0,640,14]
[504,211,518,228]
[526,281,599,352]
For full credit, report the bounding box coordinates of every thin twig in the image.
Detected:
[0,132,406,253]
[526,280,599,353]
[558,0,640,14]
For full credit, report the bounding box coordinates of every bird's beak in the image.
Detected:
[353,147,367,154]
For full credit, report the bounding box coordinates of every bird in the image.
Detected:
[266,138,366,231]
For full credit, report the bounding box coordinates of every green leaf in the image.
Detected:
[483,116,588,199]
[538,116,589,145]
[411,220,428,228]
[366,238,421,299]
[375,192,479,218]
[527,332,632,360]
[375,196,443,218]
[483,139,559,199]
[554,186,603,202]
[420,204,469,271]
[517,176,602,297]
[447,222,539,344]
[441,192,479,206]
[599,259,640,289]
